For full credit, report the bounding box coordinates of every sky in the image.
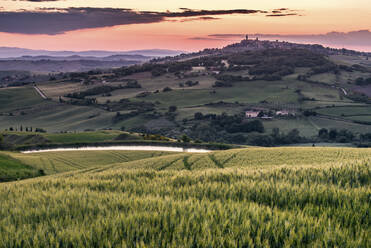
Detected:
[0,0,370,52]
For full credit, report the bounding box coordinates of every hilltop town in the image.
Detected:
[154,35,370,63]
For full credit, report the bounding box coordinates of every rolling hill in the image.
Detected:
[0,147,370,247]
[0,47,185,73]
[0,47,185,58]
[0,39,370,146]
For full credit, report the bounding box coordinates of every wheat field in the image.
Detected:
[0,147,370,247]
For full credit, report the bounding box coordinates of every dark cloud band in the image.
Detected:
[0,7,298,35]
[5,0,60,1]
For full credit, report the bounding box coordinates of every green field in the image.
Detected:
[1,130,144,147]
[0,153,42,182]
[130,79,346,110]
[347,115,371,122]
[43,130,141,143]
[1,79,370,139]
[0,51,371,143]
[0,147,370,247]
[2,39,371,247]
[6,150,175,174]
[0,87,44,113]
[263,118,319,137]
[0,107,113,132]
[310,116,371,133]
[317,106,371,117]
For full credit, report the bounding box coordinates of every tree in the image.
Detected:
[181,134,191,143]
[194,112,203,120]
[247,120,264,133]
[355,77,364,85]
[271,127,280,138]
[249,134,274,146]
[329,129,338,140]
[304,110,317,117]
[360,133,371,142]
[162,87,173,92]
[337,129,354,143]
[286,129,301,143]
[0,135,3,149]
[168,106,177,112]
[318,128,328,139]
[228,134,246,144]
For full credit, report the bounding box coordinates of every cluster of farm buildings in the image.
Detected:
[245,109,296,120]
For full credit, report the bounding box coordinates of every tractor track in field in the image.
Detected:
[158,157,183,171]
[208,154,224,168]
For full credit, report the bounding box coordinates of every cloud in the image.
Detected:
[0,7,295,35]
[208,34,246,38]
[166,9,267,17]
[17,0,61,2]
[179,16,220,22]
[266,13,298,17]
[266,8,301,17]
[188,33,247,41]
[0,8,163,35]
[188,37,221,41]
[272,8,289,12]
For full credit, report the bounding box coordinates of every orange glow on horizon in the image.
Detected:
[0,0,370,52]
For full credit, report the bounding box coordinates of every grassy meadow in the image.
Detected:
[0,130,144,148]
[0,58,371,139]
[0,147,370,247]
[6,150,175,174]
[0,87,116,132]
[0,86,44,113]
[0,153,43,182]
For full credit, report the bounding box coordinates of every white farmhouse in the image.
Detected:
[245,111,260,118]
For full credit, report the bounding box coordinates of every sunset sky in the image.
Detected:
[0,0,370,51]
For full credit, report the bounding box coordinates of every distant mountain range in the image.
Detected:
[0,47,186,59]
[0,60,143,73]
[0,48,187,72]
[0,54,152,62]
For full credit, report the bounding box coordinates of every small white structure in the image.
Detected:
[276,110,295,116]
[245,111,260,118]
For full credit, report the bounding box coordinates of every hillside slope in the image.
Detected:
[1,45,370,146]
[4,150,176,175]
[0,147,370,247]
[117,147,371,170]
[0,153,43,182]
